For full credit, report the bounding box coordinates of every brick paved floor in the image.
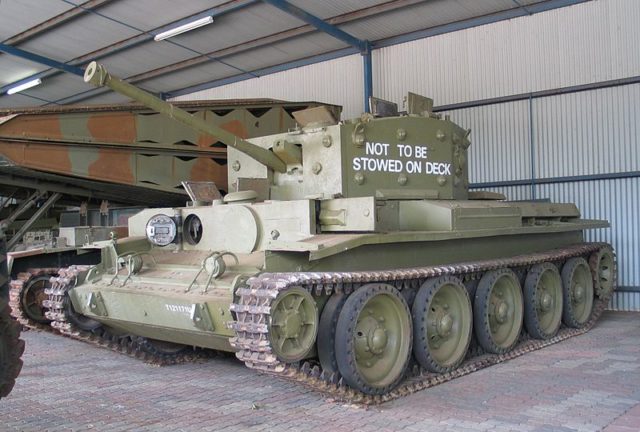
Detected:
[2,311,639,432]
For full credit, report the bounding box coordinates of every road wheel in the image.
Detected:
[589,247,616,299]
[412,275,472,373]
[474,269,523,354]
[524,263,563,339]
[562,257,593,328]
[317,293,347,375]
[335,283,412,395]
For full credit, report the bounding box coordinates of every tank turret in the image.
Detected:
[84,61,470,202]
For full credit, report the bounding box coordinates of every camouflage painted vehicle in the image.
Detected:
[0,231,24,399]
[0,96,338,204]
[43,62,617,402]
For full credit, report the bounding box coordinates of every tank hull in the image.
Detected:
[67,227,588,351]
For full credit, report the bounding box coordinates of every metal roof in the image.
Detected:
[0,0,591,109]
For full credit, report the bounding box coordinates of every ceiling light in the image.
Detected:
[7,78,42,95]
[154,16,213,41]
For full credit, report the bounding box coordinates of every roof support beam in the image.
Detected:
[511,0,533,15]
[0,44,84,87]
[261,0,372,111]
[167,0,591,101]
[261,0,367,51]
[35,0,424,105]
[1,0,112,46]
[0,0,258,98]
[99,0,425,86]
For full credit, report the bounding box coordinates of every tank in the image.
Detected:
[0,230,24,399]
[42,62,617,402]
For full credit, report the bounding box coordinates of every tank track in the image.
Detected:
[0,300,25,398]
[9,268,59,330]
[229,243,615,404]
[43,266,210,366]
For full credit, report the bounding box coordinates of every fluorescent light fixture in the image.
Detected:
[154,16,213,41]
[7,78,42,95]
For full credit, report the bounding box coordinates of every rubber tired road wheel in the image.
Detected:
[590,247,616,299]
[561,257,594,328]
[523,263,563,339]
[412,275,472,373]
[474,269,523,354]
[317,293,348,375]
[335,283,412,395]
[20,275,52,324]
[0,301,25,399]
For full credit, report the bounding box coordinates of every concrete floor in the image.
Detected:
[2,311,640,432]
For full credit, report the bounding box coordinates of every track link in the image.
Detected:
[43,266,210,366]
[229,243,615,404]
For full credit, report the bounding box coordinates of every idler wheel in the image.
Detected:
[474,269,523,354]
[20,275,52,324]
[590,247,616,299]
[0,301,24,398]
[412,275,472,373]
[524,263,563,339]
[335,283,412,395]
[268,287,318,363]
[561,257,594,328]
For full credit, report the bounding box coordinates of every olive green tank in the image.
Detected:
[0,231,24,399]
[42,62,617,401]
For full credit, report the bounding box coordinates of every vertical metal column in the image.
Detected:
[528,95,536,200]
[363,42,373,113]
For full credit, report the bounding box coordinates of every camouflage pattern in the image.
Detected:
[0,99,340,197]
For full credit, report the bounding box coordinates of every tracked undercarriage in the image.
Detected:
[38,242,615,403]
[231,242,615,403]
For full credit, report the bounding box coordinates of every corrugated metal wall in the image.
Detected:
[443,84,640,309]
[374,0,640,107]
[176,0,640,309]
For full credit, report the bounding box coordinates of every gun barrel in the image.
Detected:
[83,61,287,173]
